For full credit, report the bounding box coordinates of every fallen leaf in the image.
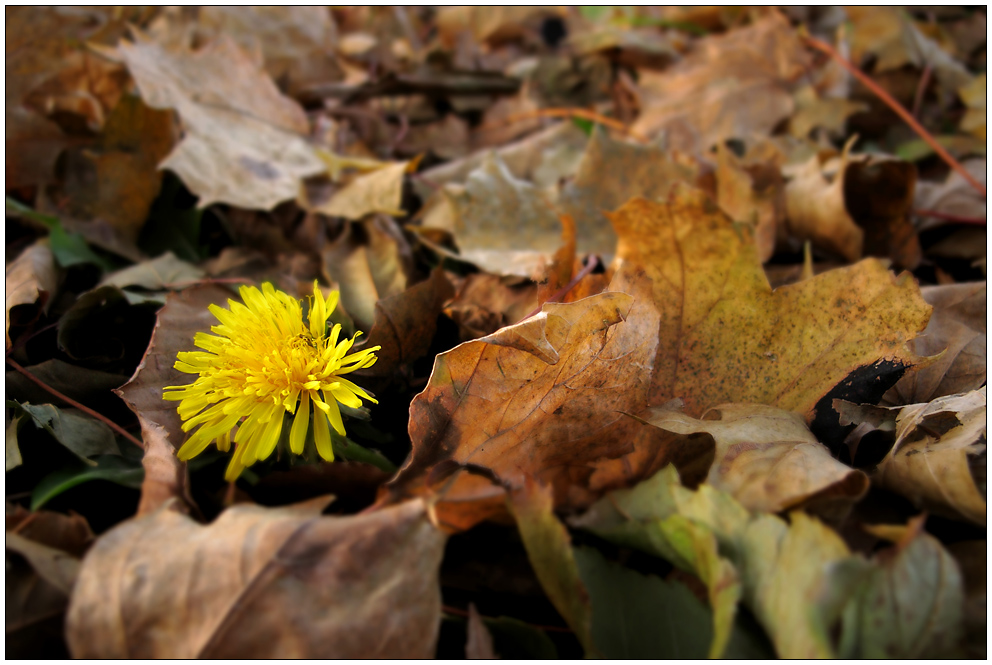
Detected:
[54,94,175,245]
[115,284,235,454]
[508,481,595,655]
[321,215,414,330]
[713,143,781,262]
[356,267,455,377]
[913,158,986,232]
[844,517,965,658]
[5,241,57,349]
[133,415,189,516]
[5,359,129,409]
[6,504,95,557]
[558,128,700,261]
[387,270,696,524]
[885,283,986,405]
[440,152,562,276]
[608,188,932,431]
[573,546,773,659]
[6,414,23,471]
[631,12,809,152]
[98,251,205,293]
[959,74,986,140]
[788,85,870,140]
[783,145,865,262]
[466,603,498,659]
[318,160,412,220]
[573,464,867,658]
[197,6,341,96]
[117,31,324,209]
[875,388,986,526]
[444,272,538,341]
[11,402,119,464]
[66,498,447,658]
[645,402,869,518]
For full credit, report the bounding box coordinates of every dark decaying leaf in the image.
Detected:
[11,402,120,463]
[67,498,447,658]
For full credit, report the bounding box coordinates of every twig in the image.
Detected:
[802,34,986,198]
[5,356,144,449]
[525,255,600,319]
[481,108,649,143]
[914,209,986,225]
[442,603,573,633]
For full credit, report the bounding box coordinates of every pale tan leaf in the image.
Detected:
[5,242,57,349]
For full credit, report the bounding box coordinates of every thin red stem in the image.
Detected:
[5,356,144,449]
[803,34,986,198]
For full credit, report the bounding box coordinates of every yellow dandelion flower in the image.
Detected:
[163,281,379,481]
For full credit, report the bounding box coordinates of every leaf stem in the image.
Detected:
[5,356,144,449]
[802,34,986,198]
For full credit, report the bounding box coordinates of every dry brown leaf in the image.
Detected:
[874,388,986,526]
[609,188,932,427]
[197,6,341,96]
[713,144,781,262]
[439,152,562,277]
[321,216,414,330]
[783,147,865,262]
[55,95,174,244]
[385,270,693,525]
[788,85,869,140]
[559,128,700,261]
[356,267,455,378]
[631,12,809,152]
[914,158,986,232]
[959,74,986,140]
[66,498,447,658]
[885,283,986,406]
[645,402,868,518]
[5,241,57,349]
[117,31,324,210]
[444,273,539,341]
[133,415,189,517]
[466,603,498,659]
[319,160,411,220]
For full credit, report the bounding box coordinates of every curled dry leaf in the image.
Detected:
[117,31,324,210]
[356,267,455,377]
[713,143,781,262]
[66,498,447,658]
[5,241,57,349]
[875,388,986,526]
[645,402,868,518]
[885,282,986,405]
[115,285,235,509]
[631,12,809,152]
[386,270,698,527]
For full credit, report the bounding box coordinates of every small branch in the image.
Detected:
[5,356,144,449]
[525,255,600,319]
[914,209,986,225]
[803,34,986,198]
[442,603,573,633]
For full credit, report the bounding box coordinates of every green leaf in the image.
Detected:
[10,402,120,464]
[329,433,397,473]
[482,616,558,659]
[31,454,144,510]
[6,197,118,272]
[137,173,206,262]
